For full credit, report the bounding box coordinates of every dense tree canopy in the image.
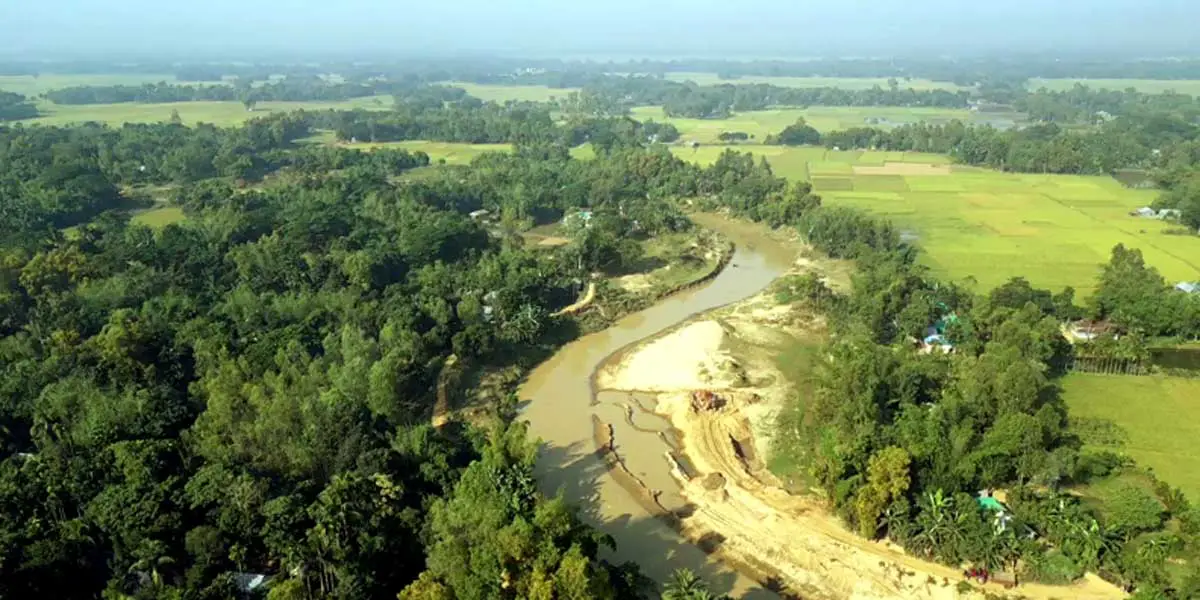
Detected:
[0,91,38,121]
[0,103,790,597]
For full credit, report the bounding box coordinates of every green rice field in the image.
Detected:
[22,96,393,127]
[130,206,187,228]
[0,73,220,97]
[1029,78,1200,95]
[339,140,513,165]
[631,106,1019,143]
[1063,373,1200,500]
[662,72,970,92]
[674,145,1200,294]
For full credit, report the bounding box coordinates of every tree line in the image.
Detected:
[558,76,971,119]
[319,101,680,150]
[0,91,38,121]
[40,77,445,106]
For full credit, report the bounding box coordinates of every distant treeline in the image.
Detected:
[318,101,680,148]
[12,56,1200,86]
[557,76,971,119]
[41,77,453,105]
[0,91,38,121]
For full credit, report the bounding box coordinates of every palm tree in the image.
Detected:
[662,569,730,600]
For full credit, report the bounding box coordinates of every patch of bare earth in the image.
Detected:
[535,236,571,247]
[853,162,951,176]
[596,253,1124,600]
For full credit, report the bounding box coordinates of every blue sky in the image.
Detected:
[0,0,1196,59]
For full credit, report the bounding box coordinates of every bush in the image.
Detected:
[1102,483,1165,536]
[1024,549,1083,585]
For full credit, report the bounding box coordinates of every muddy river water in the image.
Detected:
[519,216,796,598]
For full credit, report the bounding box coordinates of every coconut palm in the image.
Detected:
[662,569,731,600]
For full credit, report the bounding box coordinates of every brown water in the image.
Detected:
[519,216,796,598]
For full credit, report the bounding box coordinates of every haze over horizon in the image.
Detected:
[1,0,1198,61]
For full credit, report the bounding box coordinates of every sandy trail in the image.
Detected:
[596,267,1125,600]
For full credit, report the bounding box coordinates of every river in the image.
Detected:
[519,216,796,598]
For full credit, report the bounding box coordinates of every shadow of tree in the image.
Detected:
[536,439,781,599]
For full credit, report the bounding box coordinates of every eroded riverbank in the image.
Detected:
[519,215,795,598]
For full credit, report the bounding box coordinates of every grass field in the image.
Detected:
[335,139,513,165]
[0,73,223,97]
[130,206,187,228]
[631,106,1018,143]
[23,96,393,127]
[673,145,1200,294]
[444,82,578,103]
[1063,373,1200,499]
[662,72,970,92]
[1029,78,1200,95]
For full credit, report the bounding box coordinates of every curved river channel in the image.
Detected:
[519,216,796,598]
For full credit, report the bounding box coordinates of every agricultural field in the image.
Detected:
[443,82,578,103]
[22,95,394,127]
[1063,373,1200,500]
[0,73,222,97]
[130,206,187,228]
[673,145,1200,294]
[1029,78,1200,95]
[662,72,971,92]
[336,139,512,165]
[632,105,1017,143]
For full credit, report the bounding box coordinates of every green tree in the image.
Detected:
[661,569,731,600]
[773,119,822,146]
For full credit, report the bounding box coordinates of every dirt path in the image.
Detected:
[552,282,596,316]
[596,263,1126,600]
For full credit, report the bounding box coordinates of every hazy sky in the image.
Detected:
[1,0,1197,60]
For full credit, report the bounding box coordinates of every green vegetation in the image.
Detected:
[629,106,978,141]
[7,56,1200,597]
[663,72,969,91]
[25,96,393,126]
[690,149,1200,595]
[1030,78,1200,95]
[672,145,1199,294]
[129,205,186,228]
[444,81,578,103]
[320,137,513,165]
[626,230,727,292]
[0,101,801,597]
[0,73,209,97]
[823,168,1199,296]
[1064,374,1200,500]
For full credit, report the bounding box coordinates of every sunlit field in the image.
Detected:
[673,145,1200,294]
[22,96,394,127]
[662,72,971,92]
[1063,373,1200,500]
[0,73,223,97]
[130,206,187,228]
[631,106,1019,143]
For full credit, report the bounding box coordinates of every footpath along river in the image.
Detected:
[519,216,796,598]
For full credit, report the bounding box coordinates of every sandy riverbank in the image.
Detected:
[595,254,1125,600]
